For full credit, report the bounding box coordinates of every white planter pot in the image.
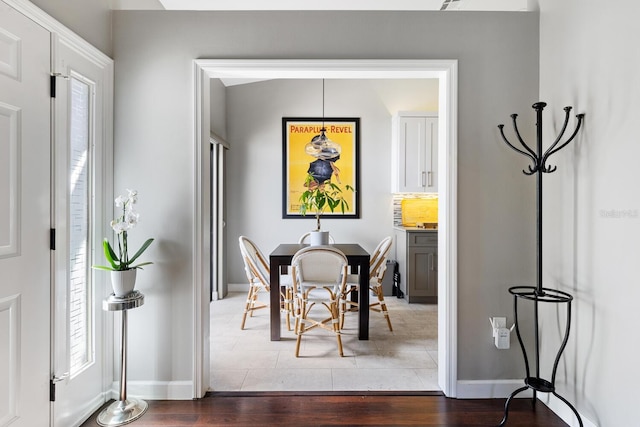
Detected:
[309,230,330,246]
[110,269,137,297]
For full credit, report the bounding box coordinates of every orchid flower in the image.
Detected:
[93,189,154,271]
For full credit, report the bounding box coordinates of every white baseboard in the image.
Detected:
[456,379,533,399]
[108,380,194,400]
[539,393,597,427]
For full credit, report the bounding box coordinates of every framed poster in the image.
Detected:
[282,117,360,219]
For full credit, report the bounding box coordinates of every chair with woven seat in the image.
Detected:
[238,236,292,330]
[342,236,394,331]
[290,245,349,357]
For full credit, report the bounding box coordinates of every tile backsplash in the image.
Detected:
[393,194,438,226]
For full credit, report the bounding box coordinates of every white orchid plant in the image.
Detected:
[93,189,154,271]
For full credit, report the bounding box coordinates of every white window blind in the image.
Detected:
[68,77,92,375]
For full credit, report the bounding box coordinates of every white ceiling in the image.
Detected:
[112,0,535,11]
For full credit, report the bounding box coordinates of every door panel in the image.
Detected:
[399,117,426,191]
[51,35,110,427]
[0,3,51,426]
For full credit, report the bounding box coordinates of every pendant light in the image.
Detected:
[305,79,341,161]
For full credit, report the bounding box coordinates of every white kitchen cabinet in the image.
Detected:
[392,112,438,193]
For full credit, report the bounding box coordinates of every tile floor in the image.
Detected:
[209,291,440,392]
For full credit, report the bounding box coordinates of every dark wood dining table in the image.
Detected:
[269,243,370,341]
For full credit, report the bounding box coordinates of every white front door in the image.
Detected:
[0,3,52,426]
[50,35,112,427]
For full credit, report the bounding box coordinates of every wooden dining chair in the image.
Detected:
[238,236,292,330]
[342,236,394,331]
[290,246,349,357]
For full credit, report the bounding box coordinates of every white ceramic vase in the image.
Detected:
[309,230,330,246]
[110,269,137,297]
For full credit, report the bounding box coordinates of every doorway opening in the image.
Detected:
[192,60,458,397]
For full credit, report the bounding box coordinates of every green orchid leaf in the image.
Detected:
[130,261,153,269]
[128,238,154,264]
[103,239,120,269]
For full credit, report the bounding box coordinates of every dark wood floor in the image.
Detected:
[80,392,568,426]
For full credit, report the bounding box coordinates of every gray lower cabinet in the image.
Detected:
[394,229,437,303]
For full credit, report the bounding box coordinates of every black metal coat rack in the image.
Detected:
[497,102,584,426]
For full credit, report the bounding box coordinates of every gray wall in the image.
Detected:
[30,0,112,56]
[112,10,539,386]
[538,1,640,425]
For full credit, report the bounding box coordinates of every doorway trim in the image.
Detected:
[192,59,458,397]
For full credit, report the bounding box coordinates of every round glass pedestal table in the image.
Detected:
[97,291,147,426]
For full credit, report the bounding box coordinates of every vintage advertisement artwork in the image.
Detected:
[282,117,360,219]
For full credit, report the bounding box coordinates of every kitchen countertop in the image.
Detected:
[394,226,438,232]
